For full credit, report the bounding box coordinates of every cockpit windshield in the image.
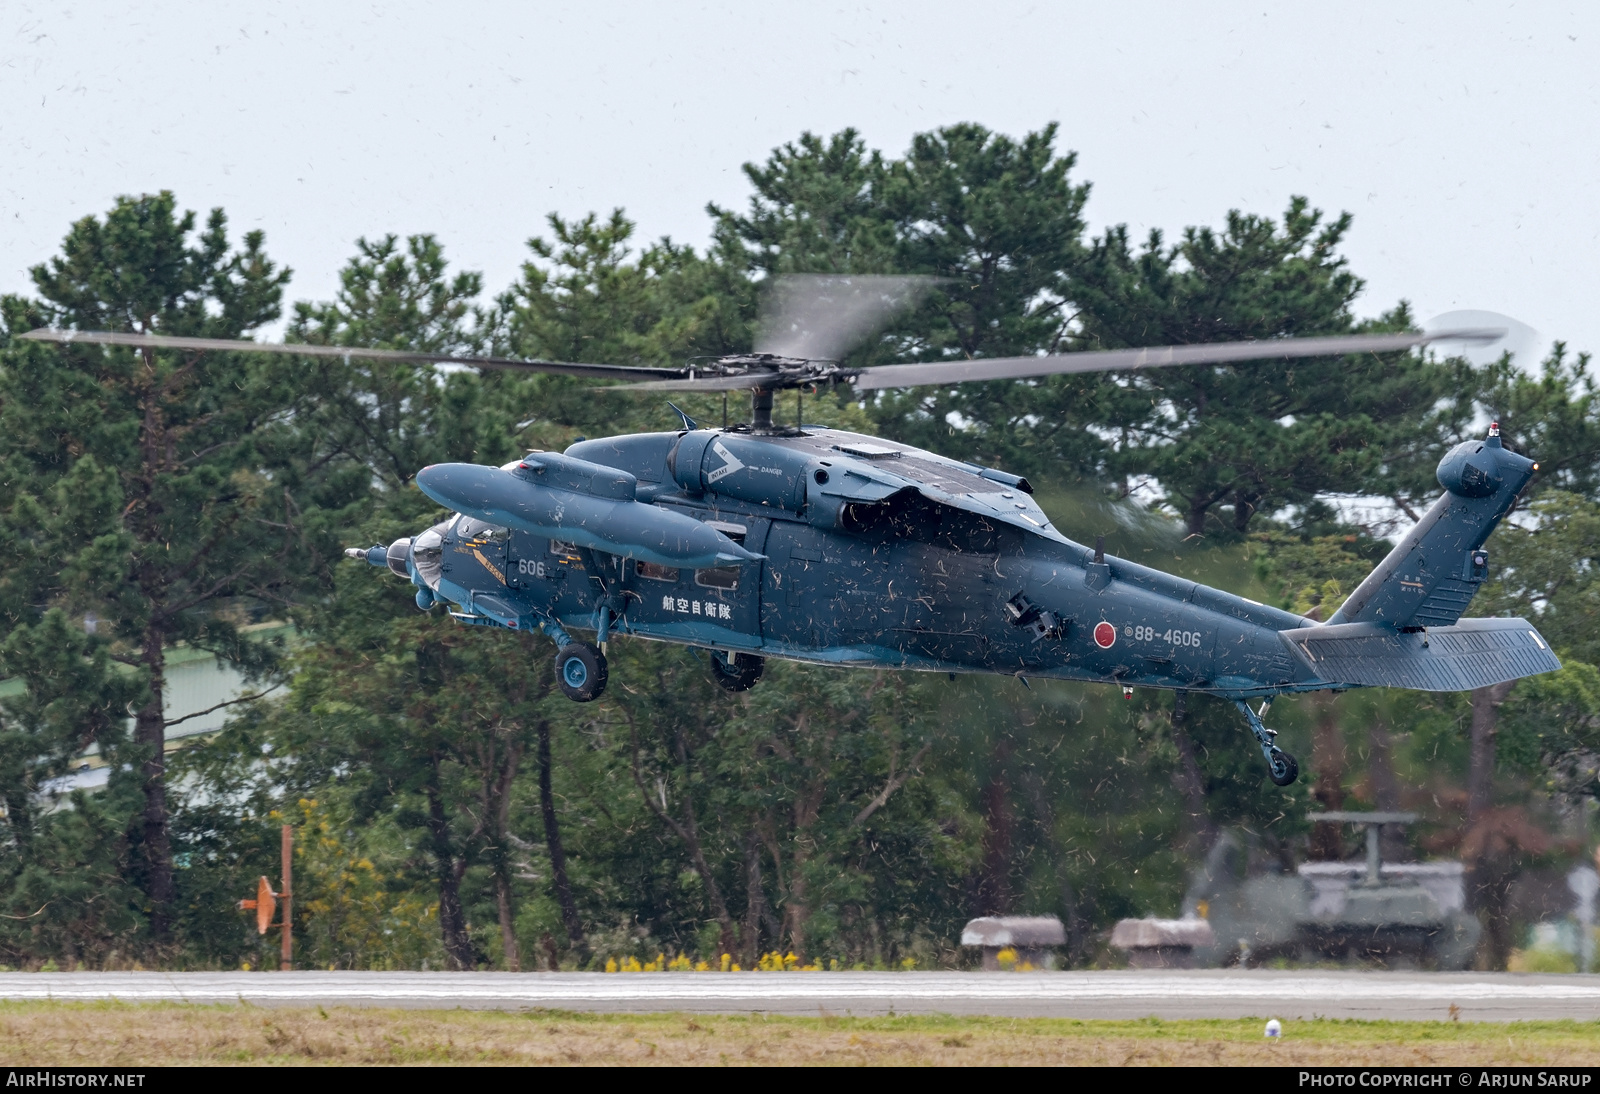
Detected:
[412,521,450,589]
[455,516,509,544]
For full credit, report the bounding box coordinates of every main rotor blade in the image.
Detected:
[619,372,774,392]
[851,329,1507,390]
[755,274,934,362]
[16,328,687,383]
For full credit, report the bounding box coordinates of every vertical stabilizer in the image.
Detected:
[1327,427,1536,629]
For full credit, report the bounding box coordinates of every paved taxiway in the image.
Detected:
[3,970,1599,1021]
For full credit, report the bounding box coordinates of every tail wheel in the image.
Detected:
[709,651,764,692]
[555,643,608,702]
[1267,748,1299,787]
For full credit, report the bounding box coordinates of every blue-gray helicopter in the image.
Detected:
[23,278,1559,786]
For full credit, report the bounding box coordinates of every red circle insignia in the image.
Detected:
[1093,621,1117,649]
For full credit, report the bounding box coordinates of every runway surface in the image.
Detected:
[3,970,1600,1021]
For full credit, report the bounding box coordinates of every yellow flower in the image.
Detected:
[605,957,618,973]
[720,953,732,973]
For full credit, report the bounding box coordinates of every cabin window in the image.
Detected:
[704,520,747,544]
[635,561,681,582]
[549,539,580,558]
[695,566,739,590]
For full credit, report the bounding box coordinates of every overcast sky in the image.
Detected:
[3,2,1596,357]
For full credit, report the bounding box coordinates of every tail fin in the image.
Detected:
[1328,427,1536,629]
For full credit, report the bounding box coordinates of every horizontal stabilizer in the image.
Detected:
[1280,617,1560,692]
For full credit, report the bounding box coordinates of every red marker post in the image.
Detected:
[237,824,293,970]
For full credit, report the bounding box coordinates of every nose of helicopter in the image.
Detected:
[415,463,472,507]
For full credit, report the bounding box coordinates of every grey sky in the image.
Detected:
[3,2,1596,357]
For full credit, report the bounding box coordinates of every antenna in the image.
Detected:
[665,402,698,431]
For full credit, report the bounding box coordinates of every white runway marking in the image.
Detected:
[3,970,1600,1020]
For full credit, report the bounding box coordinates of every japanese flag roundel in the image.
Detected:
[1093,621,1117,649]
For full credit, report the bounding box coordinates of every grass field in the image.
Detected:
[1,1003,1598,1065]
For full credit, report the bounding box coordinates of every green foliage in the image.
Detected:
[1251,530,1387,617]
[0,190,326,948]
[1071,206,1455,534]
[287,797,444,971]
[1499,660,1600,788]
[1472,345,1600,501]
[493,210,756,439]
[289,233,506,489]
[712,128,898,276]
[579,642,966,964]
[0,613,149,965]
[1480,491,1600,661]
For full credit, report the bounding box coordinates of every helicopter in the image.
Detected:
[22,277,1561,786]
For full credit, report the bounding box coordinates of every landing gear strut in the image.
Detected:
[1235,699,1298,786]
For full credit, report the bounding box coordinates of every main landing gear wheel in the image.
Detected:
[1267,747,1299,787]
[1235,698,1299,786]
[555,642,608,702]
[709,650,764,692]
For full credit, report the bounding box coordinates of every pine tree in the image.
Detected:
[0,192,308,942]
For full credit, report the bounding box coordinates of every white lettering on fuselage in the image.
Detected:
[663,595,732,620]
[516,559,549,579]
[1123,624,1204,648]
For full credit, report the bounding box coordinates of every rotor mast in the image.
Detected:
[749,386,775,432]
